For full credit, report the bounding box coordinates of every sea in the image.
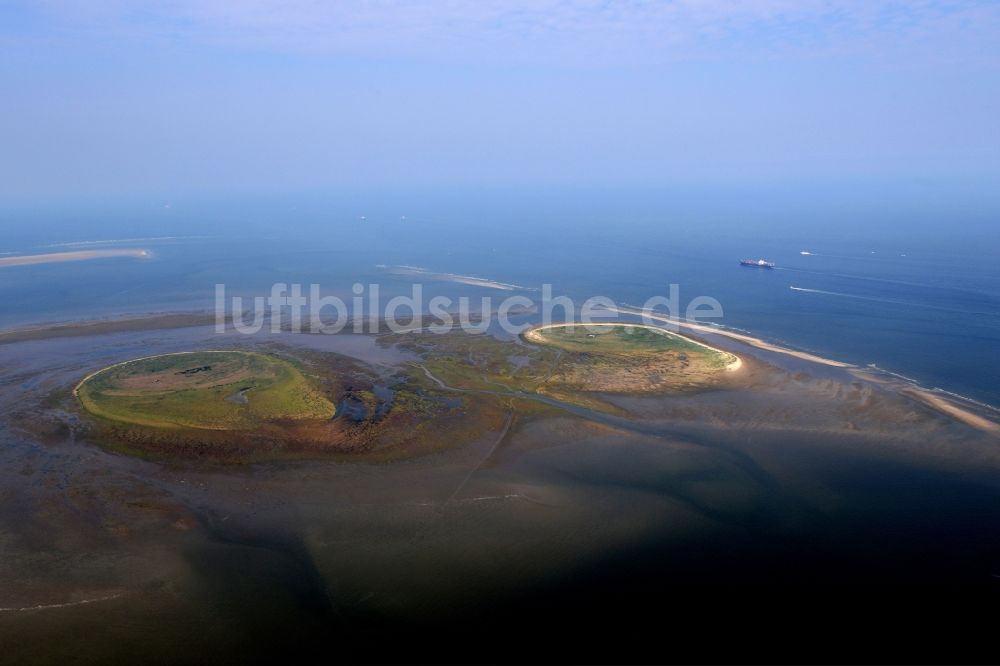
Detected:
[2,189,998,406]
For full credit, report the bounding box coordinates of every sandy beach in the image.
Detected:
[0,248,151,268]
[599,305,1000,434]
[604,305,855,368]
[904,388,1000,434]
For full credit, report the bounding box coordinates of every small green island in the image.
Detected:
[72,347,507,463]
[74,350,358,461]
[522,323,740,394]
[76,351,334,430]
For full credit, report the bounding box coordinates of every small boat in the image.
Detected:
[740,258,775,269]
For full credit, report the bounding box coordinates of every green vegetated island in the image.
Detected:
[75,351,345,461]
[76,351,333,430]
[523,323,740,393]
[74,324,742,462]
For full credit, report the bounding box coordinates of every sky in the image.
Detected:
[1,1,999,203]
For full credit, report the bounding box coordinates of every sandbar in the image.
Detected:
[0,248,151,268]
[379,265,530,291]
[904,388,1000,434]
[603,305,853,368]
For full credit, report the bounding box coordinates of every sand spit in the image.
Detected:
[604,305,854,368]
[904,388,1000,434]
[602,306,999,433]
[0,248,151,268]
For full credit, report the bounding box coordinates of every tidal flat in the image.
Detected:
[2,316,1000,663]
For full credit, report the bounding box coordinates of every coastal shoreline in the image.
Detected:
[601,305,999,434]
[2,306,997,434]
[602,305,853,368]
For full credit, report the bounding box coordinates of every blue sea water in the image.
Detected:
[1,191,998,406]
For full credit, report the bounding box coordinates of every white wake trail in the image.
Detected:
[789,286,998,317]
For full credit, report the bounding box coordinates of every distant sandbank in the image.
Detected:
[0,312,217,345]
[0,248,151,268]
[378,265,532,291]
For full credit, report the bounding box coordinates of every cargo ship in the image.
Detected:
[740,258,775,268]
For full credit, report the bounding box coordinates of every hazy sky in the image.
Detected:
[2,1,999,199]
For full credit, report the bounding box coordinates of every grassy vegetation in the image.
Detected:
[77,351,334,430]
[523,324,738,394]
[527,324,727,363]
[376,324,736,423]
[73,347,506,464]
[71,329,738,464]
[382,331,560,393]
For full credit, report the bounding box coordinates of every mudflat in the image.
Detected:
[2,316,999,663]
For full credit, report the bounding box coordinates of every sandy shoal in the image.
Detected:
[0,248,150,268]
